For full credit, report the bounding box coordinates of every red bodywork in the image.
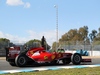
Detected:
[26,47,72,62]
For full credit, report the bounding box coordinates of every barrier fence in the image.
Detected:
[0,41,100,56]
[58,41,100,56]
[58,41,100,51]
[0,49,6,57]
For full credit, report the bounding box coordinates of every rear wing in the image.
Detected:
[5,46,20,61]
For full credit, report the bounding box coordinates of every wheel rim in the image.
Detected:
[74,55,80,63]
[18,57,26,65]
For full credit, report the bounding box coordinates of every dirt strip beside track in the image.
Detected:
[82,56,100,59]
[0,57,6,60]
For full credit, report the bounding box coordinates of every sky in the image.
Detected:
[0,0,100,46]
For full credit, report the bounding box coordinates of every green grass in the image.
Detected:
[2,67,100,75]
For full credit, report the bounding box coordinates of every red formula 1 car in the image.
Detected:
[5,46,91,67]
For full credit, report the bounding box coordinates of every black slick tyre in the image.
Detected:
[15,55,27,67]
[71,53,82,65]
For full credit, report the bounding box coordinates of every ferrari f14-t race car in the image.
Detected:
[5,46,91,67]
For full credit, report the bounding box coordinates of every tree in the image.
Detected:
[83,26,88,36]
[92,27,100,45]
[99,27,100,33]
[24,39,41,48]
[59,33,69,41]
[97,27,100,38]
[52,42,57,51]
[78,26,88,41]
[92,30,97,38]
[89,30,97,41]
[59,29,78,42]
[68,29,78,41]
[0,38,10,48]
[0,38,10,52]
[59,26,89,42]
[52,26,91,50]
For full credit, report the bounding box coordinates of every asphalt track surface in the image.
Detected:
[0,56,100,70]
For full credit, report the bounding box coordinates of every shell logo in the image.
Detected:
[44,56,48,60]
[30,51,34,55]
[52,55,55,59]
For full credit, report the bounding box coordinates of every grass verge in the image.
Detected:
[2,67,100,75]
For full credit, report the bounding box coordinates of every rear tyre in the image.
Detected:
[71,53,82,65]
[15,55,27,67]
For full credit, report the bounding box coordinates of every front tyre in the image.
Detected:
[71,53,82,65]
[15,55,27,67]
